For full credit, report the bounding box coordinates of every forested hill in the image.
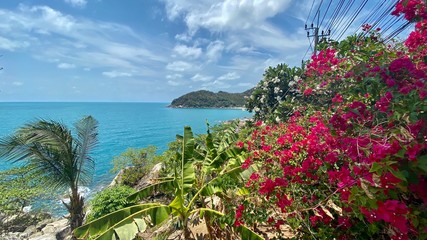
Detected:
[169,89,252,108]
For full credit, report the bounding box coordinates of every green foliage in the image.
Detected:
[0,116,99,231]
[111,146,157,173]
[245,63,303,122]
[86,185,136,222]
[0,165,46,214]
[0,164,51,232]
[170,89,252,108]
[75,126,262,240]
[111,146,162,186]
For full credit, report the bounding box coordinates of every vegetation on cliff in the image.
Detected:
[169,89,252,108]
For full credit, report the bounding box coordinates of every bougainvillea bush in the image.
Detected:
[235,1,427,239]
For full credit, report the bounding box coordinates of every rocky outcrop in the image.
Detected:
[135,163,163,190]
[1,217,71,240]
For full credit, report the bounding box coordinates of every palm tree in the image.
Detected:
[0,116,98,233]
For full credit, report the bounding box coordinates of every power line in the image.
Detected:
[330,0,356,39]
[325,0,345,33]
[305,0,317,25]
[336,0,369,41]
[319,0,333,28]
[311,0,324,24]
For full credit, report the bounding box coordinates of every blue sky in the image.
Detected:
[0,0,410,102]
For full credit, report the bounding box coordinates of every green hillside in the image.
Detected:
[169,89,252,108]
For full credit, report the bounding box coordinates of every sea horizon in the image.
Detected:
[0,102,252,215]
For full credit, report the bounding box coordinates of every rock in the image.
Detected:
[24,225,37,234]
[110,169,126,187]
[135,163,163,190]
[36,218,54,231]
[30,233,56,240]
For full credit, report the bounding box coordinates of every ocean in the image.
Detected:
[0,102,252,215]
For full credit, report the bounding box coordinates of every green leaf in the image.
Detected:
[237,226,265,240]
[127,178,174,202]
[236,187,250,196]
[197,208,265,240]
[417,155,427,173]
[74,203,170,240]
[390,169,406,182]
[369,162,382,173]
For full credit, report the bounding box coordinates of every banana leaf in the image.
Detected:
[74,203,170,240]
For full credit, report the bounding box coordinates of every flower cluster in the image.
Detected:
[235,1,427,239]
[245,64,302,121]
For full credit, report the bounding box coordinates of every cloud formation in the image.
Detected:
[102,71,133,78]
[57,63,76,69]
[64,0,87,8]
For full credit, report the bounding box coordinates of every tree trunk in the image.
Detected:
[64,187,85,240]
[183,217,192,240]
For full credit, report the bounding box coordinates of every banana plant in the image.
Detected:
[74,126,263,240]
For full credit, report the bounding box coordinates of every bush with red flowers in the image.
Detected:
[234,1,427,239]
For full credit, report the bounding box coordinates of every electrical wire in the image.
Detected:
[319,0,333,29]
[329,0,356,39]
[336,0,369,41]
[305,0,317,26]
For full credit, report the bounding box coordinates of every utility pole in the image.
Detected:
[305,9,330,55]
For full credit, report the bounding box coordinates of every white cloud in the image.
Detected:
[173,44,202,59]
[57,62,76,69]
[162,0,292,33]
[12,81,23,86]
[237,82,253,88]
[166,61,194,72]
[175,33,192,42]
[0,36,29,51]
[64,0,87,8]
[102,71,133,78]
[191,73,213,82]
[0,5,168,78]
[206,41,224,62]
[201,80,231,89]
[166,73,183,79]
[167,80,184,86]
[218,72,240,81]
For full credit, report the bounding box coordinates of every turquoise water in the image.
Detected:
[0,102,252,214]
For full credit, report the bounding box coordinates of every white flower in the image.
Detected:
[276,96,282,102]
[254,107,260,112]
[275,116,281,123]
[289,81,296,87]
[293,76,301,82]
[274,87,280,94]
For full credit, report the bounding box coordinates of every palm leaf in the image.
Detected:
[74,203,171,240]
[74,116,98,186]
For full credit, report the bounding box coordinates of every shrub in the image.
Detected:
[235,1,427,239]
[86,185,136,222]
[111,146,163,186]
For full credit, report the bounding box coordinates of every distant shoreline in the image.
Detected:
[167,105,246,110]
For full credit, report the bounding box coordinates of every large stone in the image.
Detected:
[135,163,163,190]
[30,233,56,240]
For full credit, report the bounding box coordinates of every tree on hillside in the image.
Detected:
[0,116,98,234]
[245,63,303,122]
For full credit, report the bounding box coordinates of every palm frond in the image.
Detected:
[74,116,98,186]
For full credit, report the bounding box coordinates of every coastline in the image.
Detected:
[167,105,247,110]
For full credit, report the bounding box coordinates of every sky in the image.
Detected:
[0,0,411,102]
